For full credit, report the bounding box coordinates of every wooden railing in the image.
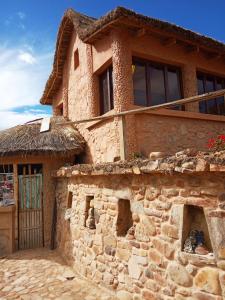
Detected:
[57,89,225,126]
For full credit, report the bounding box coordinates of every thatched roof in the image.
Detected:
[0,117,85,157]
[40,6,225,105]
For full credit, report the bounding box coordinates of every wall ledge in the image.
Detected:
[53,149,225,178]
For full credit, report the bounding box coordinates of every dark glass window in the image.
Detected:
[99,66,114,115]
[197,73,225,115]
[133,62,147,106]
[149,65,166,106]
[132,58,182,108]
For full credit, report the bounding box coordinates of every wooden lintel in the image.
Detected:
[162,37,176,46]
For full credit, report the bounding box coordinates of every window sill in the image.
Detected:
[180,251,216,266]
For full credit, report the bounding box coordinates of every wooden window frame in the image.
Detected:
[197,72,225,115]
[99,66,114,115]
[133,57,183,108]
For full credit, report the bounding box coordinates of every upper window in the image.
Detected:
[197,73,225,115]
[132,58,182,108]
[74,49,79,70]
[99,66,114,115]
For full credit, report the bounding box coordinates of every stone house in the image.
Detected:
[40,7,225,299]
[2,6,225,300]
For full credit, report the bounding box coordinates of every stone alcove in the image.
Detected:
[182,205,213,254]
[116,199,133,237]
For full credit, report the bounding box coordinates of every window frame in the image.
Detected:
[99,66,114,115]
[197,72,225,115]
[132,57,183,108]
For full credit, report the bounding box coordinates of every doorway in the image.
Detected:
[18,164,44,250]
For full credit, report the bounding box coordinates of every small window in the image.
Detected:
[99,66,114,115]
[116,199,133,237]
[67,191,73,209]
[84,196,95,229]
[132,58,183,110]
[197,72,225,115]
[74,49,79,70]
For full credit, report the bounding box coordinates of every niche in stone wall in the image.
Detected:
[182,205,213,255]
[85,196,96,229]
[116,199,133,237]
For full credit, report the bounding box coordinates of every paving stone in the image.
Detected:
[0,248,117,300]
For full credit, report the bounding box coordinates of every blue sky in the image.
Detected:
[0,0,225,129]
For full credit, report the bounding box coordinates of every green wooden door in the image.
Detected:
[18,174,43,249]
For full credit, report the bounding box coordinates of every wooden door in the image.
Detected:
[18,174,43,249]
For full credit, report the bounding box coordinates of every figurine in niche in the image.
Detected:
[183,230,209,255]
[195,230,209,255]
[86,207,96,229]
[183,230,198,253]
[126,225,136,240]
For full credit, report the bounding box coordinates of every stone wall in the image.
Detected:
[55,169,225,300]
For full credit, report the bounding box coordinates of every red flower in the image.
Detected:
[207,138,215,149]
[218,134,225,141]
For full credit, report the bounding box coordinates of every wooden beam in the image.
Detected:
[185,44,200,53]
[162,37,176,46]
[206,53,222,61]
[135,28,147,38]
[56,89,225,126]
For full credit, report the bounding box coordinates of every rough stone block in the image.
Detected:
[162,223,179,239]
[148,249,162,266]
[194,267,221,295]
[142,289,157,300]
[128,257,141,280]
[167,262,193,287]
[135,216,156,242]
[116,290,133,300]
[152,238,174,259]
[116,248,131,262]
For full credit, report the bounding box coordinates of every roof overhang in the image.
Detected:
[40,7,225,105]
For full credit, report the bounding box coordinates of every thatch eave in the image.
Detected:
[40,6,225,105]
[0,117,85,158]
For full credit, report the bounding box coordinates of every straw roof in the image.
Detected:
[40,6,225,105]
[0,117,85,157]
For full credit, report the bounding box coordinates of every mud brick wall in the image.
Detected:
[55,172,225,300]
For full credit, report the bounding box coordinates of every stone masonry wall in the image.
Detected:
[56,172,225,300]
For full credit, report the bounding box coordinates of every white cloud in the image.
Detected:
[0,45,53,129]
[0,110,50,130]
[17,12,26,20]
[0,46,53,111]
[18,51,36,64]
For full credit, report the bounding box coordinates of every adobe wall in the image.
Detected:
[135,112,225,156]
[52,28,225,163]
[0,155,70,249]
[56,170,225,300]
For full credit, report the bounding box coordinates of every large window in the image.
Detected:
[197,73,225,115]
[99,66,114,115]
[132,58,182,108]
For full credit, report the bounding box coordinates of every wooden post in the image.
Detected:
[118,115,126,160]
